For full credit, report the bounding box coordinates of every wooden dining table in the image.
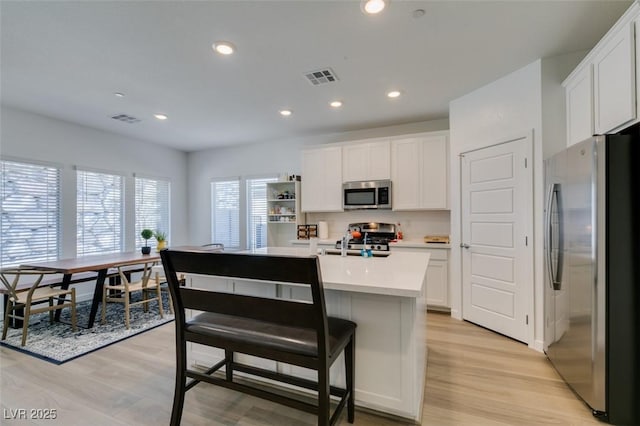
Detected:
[21,251,161,328]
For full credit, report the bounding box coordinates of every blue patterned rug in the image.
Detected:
[0,293,173,364]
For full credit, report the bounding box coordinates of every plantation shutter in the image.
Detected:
[77,169,123,256]
[0,160,61,267]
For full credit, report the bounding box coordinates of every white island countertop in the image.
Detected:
[242,247,430,298]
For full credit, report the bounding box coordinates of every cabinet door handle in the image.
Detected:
[460,243,470,249]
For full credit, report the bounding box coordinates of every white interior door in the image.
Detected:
[461,135,533,343]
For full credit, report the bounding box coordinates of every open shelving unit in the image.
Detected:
[266,180,304,246]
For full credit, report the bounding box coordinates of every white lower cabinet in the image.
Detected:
[425,258,448,308]
[390,245,449,309]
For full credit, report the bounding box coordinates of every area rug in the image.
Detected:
[0,294,173,364]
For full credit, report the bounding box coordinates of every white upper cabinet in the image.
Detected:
[301,145,343,212]
[342,140,390,182]
[421,134,449,208]
[391,132,449,210]
[391,137,422,210]
[563,2,640,142]
[302,132,447,212]
[593,21,636,134]
[565,65,594,147]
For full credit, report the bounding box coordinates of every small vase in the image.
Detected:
[157,241,167,251]
[141,246,151,255]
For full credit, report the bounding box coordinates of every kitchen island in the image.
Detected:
[184,247,430,422]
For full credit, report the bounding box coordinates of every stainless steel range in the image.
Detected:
[334,222,396,252]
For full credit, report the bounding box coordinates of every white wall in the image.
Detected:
[305,210,450,243]
[449,60,542,348]
[187,119,449,246]
[448,55,581,351]
[0,106,189,302]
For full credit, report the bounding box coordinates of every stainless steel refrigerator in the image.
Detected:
[544,131,639,425]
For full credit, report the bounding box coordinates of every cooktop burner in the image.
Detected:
[334,221,396,252]
[333,240,390,251]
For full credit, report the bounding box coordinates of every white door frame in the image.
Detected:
[449,129,542,351]
[459,135,535,343]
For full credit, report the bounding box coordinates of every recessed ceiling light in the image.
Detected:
[330,100,343,108]
[212,41,235,55]
[114,92,125,98]
[279,109,292,117]
[362,0,387,14]
[387,90,401,98]
[412,9,426,19]
[154,113,168,120]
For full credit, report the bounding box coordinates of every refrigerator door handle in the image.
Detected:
[545,184,554,289]
[545,183,563,291]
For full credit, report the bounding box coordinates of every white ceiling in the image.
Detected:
[1,1,631,152]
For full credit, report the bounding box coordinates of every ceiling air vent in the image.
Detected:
[111,114,141,124]
[304,68,339,86]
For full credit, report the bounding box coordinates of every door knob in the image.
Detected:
[460,243,470,249]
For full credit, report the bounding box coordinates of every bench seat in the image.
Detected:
[187,312,355,358]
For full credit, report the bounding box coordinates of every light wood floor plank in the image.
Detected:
[0,312,599,425]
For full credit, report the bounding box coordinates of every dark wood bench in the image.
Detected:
[160,249,356,426]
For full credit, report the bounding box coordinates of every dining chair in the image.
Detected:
[199,243,225,250]
[101,261,163,329]
[1,267,77,346]
[153,271,186,315]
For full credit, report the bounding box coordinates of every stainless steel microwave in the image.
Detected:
[342,180,392,210]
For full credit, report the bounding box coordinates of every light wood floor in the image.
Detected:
[0,312,600,425]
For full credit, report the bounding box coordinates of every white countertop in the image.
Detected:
[290,239,336,246]
[290,239,451,249]
[389,240,451,249]
[243,247,430,298]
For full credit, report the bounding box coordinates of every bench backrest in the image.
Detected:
[160,249,330,355]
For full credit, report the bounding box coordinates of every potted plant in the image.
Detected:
[154,230,167,251]
[140,228,153,254]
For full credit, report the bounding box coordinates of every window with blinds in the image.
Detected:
[77,169,123,256]
[0,160,60,267]
[135,176,170,250]
[211,179,240,250]
[247,177,277,249]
